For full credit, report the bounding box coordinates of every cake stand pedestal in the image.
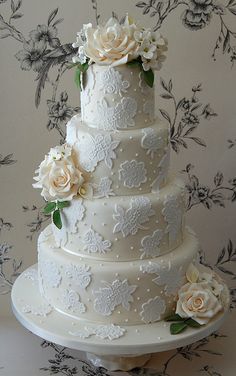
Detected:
[11,265,229,372]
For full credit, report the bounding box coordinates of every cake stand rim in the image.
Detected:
[11,264,230,356]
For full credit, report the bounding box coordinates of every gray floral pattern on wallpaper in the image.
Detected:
[0,0,235,375]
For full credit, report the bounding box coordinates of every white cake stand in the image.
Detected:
[11,265,229,371]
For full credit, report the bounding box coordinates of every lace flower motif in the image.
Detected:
[39,260,61,288]
[140,261,185,296]
[113,196,155,237]
[83,227,112,254]
[151,148,170,192]
[143,100,155,121]
[65,264,92,289]
[140,296,166,323]
[92,177,115,198]
[78,133,120,172]
[69,324,126,341]
[141,128,164,159]
[93,279,137,316]
[62,289,86,314]
[23,268,38,283]
[99,67,130,95]
[140,229,164,259]
[162,195,182,246]
[96,97,137,130]
[119,160,147,188]
[22,303,53,317]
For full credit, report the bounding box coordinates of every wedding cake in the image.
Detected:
[33,17,229,339]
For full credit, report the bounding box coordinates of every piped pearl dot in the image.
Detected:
[137,297,140,301]
[163,323,167,327]
[147,288,150,292]
[157,336,162,340]
[130,71,133,75]
[116,255,120,259]
[100,263,103,267]
[135,153,139,157]
[135,329,140,334]
[115,273,119,277]
[102,223,106,226]
[116,185,119,189]
[139,187,142,191]
[133,88,137,92]
[134,308,137,313]
[114,238,118,241]
[92,212,96,216]
[119,148,123,152]
[130,246,134,250]
[153,170,156,174]
[129,136,133,140]
[117,310,121,314]
[137,277,140,281]
[112,98,115,102]
[144,119,148,123]
[138,110,142,114]
[149,161,153,165]
[87,298,91,302]
[111,172,114,176]
[125,318,129,323]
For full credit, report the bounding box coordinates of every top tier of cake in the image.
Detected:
[80,64,155,130]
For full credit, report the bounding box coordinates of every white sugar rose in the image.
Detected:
[176,282,223,325]
[33,144,84,202]
[81,16,140,66]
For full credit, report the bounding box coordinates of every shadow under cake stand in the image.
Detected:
[11,264,229,372]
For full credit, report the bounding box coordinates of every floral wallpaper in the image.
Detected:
[0,0,236,375]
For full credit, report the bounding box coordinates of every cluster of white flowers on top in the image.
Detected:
[72,16,167,71]
[33,144,84,202]
[176,263,229,325]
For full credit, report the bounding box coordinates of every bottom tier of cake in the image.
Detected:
[38,226,199,325]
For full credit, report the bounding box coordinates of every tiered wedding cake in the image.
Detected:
[33,17,228,339]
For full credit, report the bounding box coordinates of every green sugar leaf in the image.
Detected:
[170,322,188,335]
[165,314,183,322]
[143,68,154,88]
[75,67,82,90]
[185,318,201,328]
[53,209,62,229]
[81,61,89,73]
[43,202,56,214]
[57,201,70,209]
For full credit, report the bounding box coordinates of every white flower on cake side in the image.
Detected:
[99,67,130,95]
[39,260,62,288]
[33,144,85,229]
[119,160,147,188]
[65,264,92,290]
[92,177,115,198]
[165,263,230,334]
[140,296,166,323]
[70,324,126,341]
[141,128,164,159]
[140,229,164,259]
[113,196,155,237]
[61,289,86,314]
[83,227,112,254]
[93,279,137,316]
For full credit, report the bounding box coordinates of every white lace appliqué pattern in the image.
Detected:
[70,324,126,341]
[40,260,61,288]
[140,296,166,323]
[92,177,115,198]
[140,261,185,296]
[113,196,155,237]
[22,303,53,317]
[83,227,112,254]
[78,133,120,172]
[143,100,155,121]
[99,67,130,95]
[93,279,137,316]
[65,264,92,289]
[162,195,182,246]
[119,160,147,188]
[23,268,38,284]
[96,97,137,130]
[151,148,170,192]
[141,128,164,159]
[140,229,164,259]
[62,289,86,314]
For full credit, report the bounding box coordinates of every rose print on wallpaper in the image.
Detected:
[136,0,236,64]
[159,78,217,153]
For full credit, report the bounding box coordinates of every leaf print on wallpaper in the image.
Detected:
[182,164,236,210]
[113,196,155,237]
[136,0,236,64]
[0,153,17,167]
[159,78,217,153]
[93,279,137,316]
